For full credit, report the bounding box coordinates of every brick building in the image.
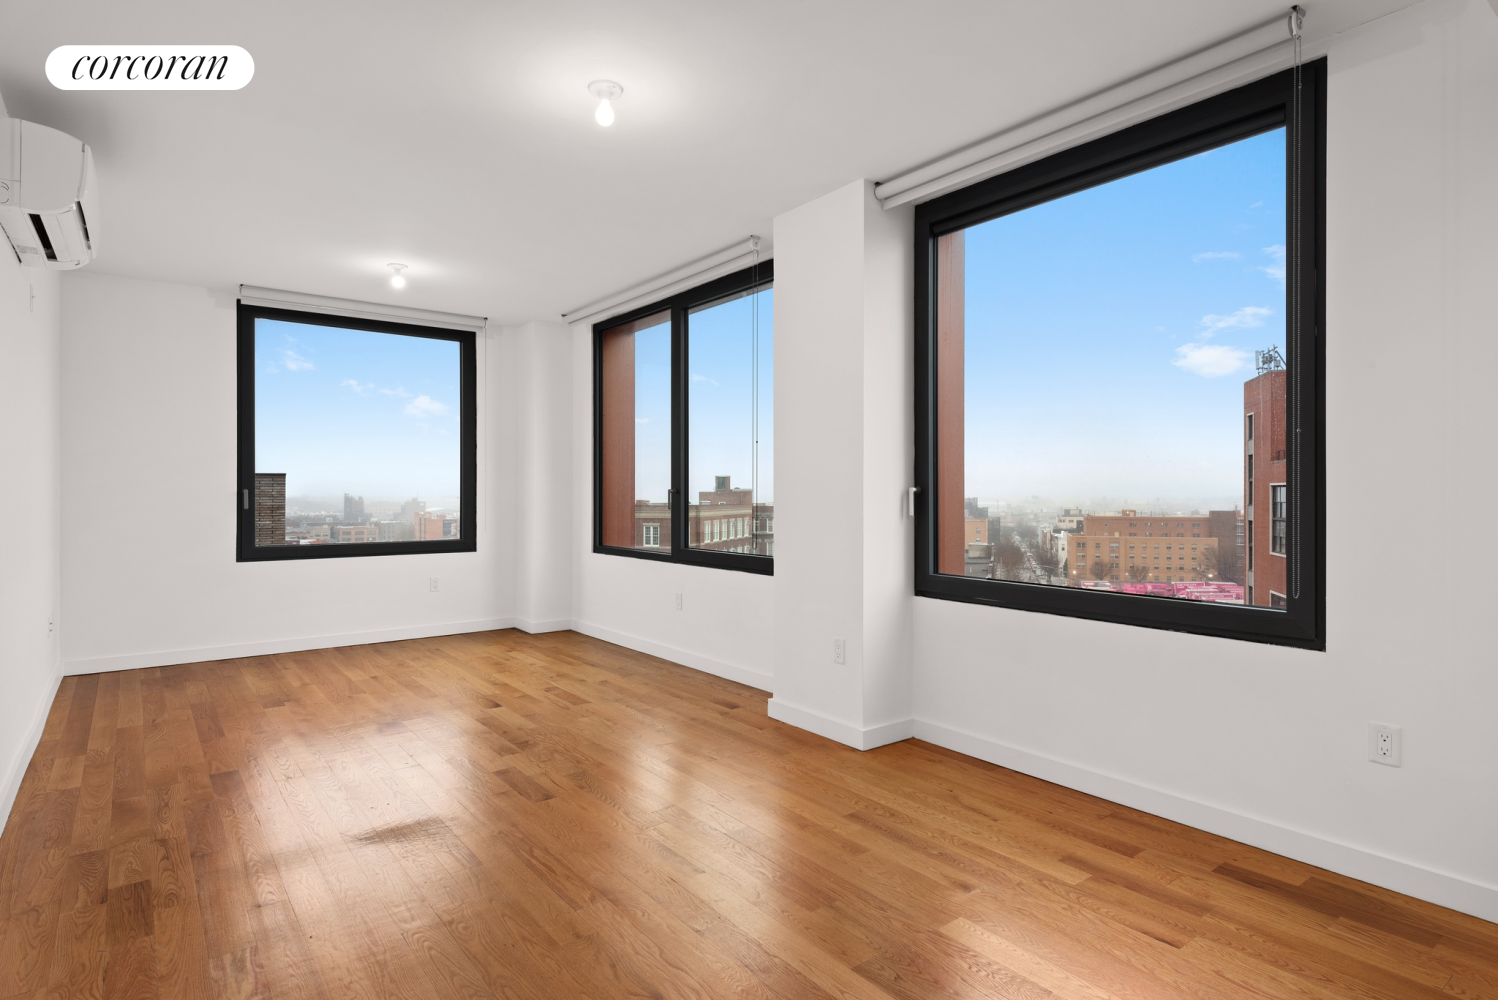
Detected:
[415,511,448,541]
[1207,509,1242,550]
[633,500,671,550]
[253,472,286,547]
[1066,511,1218,584]
[691,476,771,555]
[1244,355,1288,607]
[629,476,774,555]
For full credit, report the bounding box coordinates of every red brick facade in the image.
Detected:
[1244,369,1288,607]
[1067,512,1219,584]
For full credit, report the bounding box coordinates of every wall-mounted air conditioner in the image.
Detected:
[0,119,98,269]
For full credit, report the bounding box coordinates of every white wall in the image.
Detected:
[911,0,1498,921]
[0,242,62,826]
[567,318,775,689]
[59,272,517,672]
[768,180,915,746]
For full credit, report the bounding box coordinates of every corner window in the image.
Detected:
[594,262,773,573]
[914,64,1325,648]
[237,303,477,560]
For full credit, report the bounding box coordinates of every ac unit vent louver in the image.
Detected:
[0,119,99,270]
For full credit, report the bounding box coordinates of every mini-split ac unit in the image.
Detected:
[0,119,99,269]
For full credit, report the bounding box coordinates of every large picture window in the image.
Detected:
[236,303,477,560]
[594,261,773,573]
[914,64,1324,647]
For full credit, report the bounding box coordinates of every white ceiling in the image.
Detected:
[0,0,1421,325]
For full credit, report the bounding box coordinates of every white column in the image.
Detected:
[769,180,914,749]
[511,320,574,632]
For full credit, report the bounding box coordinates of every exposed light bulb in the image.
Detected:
[388,263,407,289]
[587,80,623,127]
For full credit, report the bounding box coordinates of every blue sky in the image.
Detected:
[963,127,1285,507]
[631,288,774,504]
[688,288,773,503]
[632,317,672,502]
[255,319,461,499]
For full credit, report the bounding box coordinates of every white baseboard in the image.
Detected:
[0,665,63,836]
[61,618,518,675]
[912,718,1498,925]
[767,698,913,751]
[570,620,773,691]
[513,617,573,635]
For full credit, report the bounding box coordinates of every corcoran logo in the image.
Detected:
[46,46,254,90]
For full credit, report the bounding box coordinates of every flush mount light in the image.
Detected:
[388,263,408,288]
[588,79,622,126]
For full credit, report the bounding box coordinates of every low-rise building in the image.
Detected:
[415,511,447,540]
[965,542,994,578]
[378,519,415,542]
[627,478,774,555]
[1067,513,1219,584]
[334,523,379,543]
[1040,526,1070,573]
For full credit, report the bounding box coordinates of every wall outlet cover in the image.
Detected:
[1368,722,1402,767]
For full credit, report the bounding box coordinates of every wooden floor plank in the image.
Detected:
[0,629,1492,1000]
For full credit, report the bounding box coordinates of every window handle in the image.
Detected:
[907,486,919,518]
[242,488,249,510]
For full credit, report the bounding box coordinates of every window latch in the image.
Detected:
[242,488,249,510]
[907,486,919,518]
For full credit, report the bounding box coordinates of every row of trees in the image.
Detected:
[969,524,1036,582]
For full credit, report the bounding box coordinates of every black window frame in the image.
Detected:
[591,260,774,576]
[236,302,478,561]
[913,62,1326,649]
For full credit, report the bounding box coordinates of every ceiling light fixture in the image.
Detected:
[588,79,622,127]
[388,263,407,289]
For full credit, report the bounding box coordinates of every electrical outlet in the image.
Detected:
[833,638,846,664]
[429,576,440,593]
[1368,722,1401,767]
[674,592,682,610]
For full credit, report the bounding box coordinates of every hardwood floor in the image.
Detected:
[1,630,1494,1000]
